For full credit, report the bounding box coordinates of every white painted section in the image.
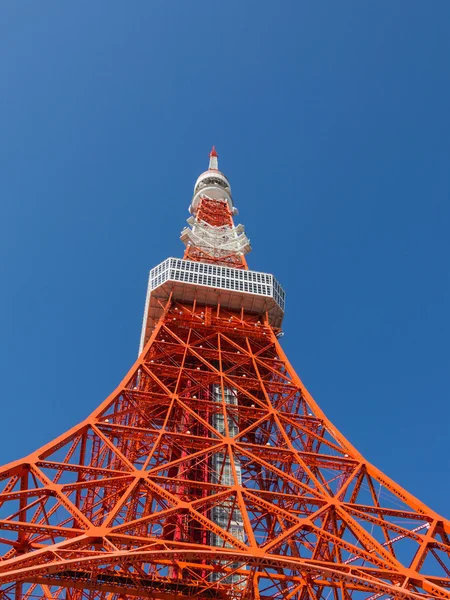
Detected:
[180,219,251,257]
[191,171,233,212]
[139,270,153,354]
[209,155,219,170]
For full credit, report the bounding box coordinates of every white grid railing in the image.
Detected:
[149,258,285,312]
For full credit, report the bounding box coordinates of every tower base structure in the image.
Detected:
[0,300,449,599]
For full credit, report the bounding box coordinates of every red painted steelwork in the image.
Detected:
[183,197,248,269]
[0,150,448,599]
[0,303,448,599]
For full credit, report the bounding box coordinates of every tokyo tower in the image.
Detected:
[0,148,449,600]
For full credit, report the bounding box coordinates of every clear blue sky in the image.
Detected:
[0,2,449,517]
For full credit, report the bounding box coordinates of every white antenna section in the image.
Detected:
[181,216,251,257]
[209,145,219,170]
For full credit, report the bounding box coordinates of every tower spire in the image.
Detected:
[179,147,251,281]
[209,144,218,170]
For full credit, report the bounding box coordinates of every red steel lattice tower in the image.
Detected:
[0,149,449,600]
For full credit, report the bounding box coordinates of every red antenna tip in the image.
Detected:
[210,145,218,157]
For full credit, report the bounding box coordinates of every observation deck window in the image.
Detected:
[195,177,230,194]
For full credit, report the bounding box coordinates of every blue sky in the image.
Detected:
[0,2,449,517]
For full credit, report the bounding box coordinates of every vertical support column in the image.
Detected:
[210,383,245,586]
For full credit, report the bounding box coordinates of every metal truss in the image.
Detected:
[0,299,449,599]
[0,150,449,599]
[183,197,248,269]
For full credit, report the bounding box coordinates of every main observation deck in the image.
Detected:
[139,258,285,352]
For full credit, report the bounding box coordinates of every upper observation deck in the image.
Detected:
[139,258,285,352]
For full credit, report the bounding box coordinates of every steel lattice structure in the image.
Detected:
[0,149,449,600]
